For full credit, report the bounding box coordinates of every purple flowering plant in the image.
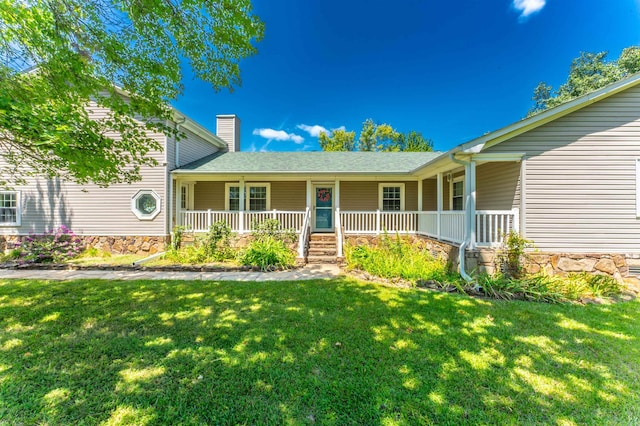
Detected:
[17,225,83,264]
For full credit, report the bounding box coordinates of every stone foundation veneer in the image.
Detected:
[1,235,168,256]
[343,234,459,265]
[340,235,632,282]
[83,236,169,255]
[468,249,630,282]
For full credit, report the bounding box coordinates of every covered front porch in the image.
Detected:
[172,155,523,259]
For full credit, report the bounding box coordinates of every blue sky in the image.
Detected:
[174,0,640,153]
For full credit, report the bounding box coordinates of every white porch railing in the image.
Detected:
[340,210,418,234]
[338,209,518,246]
[178,210,306,234]
[179,208,519,251]
[298,207,311,258]
[439,211,465,244]
[475,209,519,246]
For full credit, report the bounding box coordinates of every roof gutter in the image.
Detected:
[449,153,474,284]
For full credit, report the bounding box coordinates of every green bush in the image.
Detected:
[252,219,296,243]
[238,237,295,271]
[202,221,233,261]
[345,234,458,283]
[164,221,234,264]
[497,231,533,278]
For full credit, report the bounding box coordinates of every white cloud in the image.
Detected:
[331,126,346,132]
[296,124,330,137]
[513,0,546,18]
[252,128,304,144]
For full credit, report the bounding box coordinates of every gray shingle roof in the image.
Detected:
[174,151,442,175]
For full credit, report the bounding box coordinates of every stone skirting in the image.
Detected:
[469,249,630,281]
[343,234,459,265]
[83,236,169,255]
[1,235,169,255]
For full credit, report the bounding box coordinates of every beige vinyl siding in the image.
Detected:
[193,182,225,210]
[340,182,378,210]
[271,182,306,210]
[0,158,167,237]
[404,182,418,211]
[476,162,521,211]
[177,128,220,167]
[340,181,418,211]
[0,104,169,237]
[484,85,640,253]
[422,178,437,211]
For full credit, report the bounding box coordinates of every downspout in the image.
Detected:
[170,117,187,245]
[175,116,187,168]
[449,153,474,284]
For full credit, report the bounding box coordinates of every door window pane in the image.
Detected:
[316,187,332,208]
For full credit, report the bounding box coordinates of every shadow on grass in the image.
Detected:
[0,277,638,424]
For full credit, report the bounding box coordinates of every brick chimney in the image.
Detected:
[216,114,241,152]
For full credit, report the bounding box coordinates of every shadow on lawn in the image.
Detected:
[0,278,638,425]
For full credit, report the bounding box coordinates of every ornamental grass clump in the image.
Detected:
[345,234,456,283]
[14,225,83,264]
[477,271,623,303]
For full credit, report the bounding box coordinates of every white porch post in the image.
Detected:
[175,179,182,229]
[417,179,423,212]
[465,161,477,249]
[168,176,174,234]
[306,180,312,209]
[335,180,340,209]
[239,178,245,234]
[436,172,443,240]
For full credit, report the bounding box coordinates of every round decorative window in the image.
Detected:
[131,190,161,220]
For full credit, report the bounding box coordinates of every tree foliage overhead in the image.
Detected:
[0,0,264,187]
[318,119,433,152]
[528,46,640,116]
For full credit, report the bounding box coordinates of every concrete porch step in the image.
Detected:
[307,255,337,264]
[310,233,336,241]
[308,248,337,256]
[308,242,337,249]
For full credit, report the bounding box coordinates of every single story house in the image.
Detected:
[4,72,640,280]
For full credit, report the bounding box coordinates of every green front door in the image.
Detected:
[313,185,334,232]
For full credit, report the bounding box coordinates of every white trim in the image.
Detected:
[520,157,527,235]
[449,176,464,210]
[131,190,161,220]
[0,191,21,227]
[636,158,640,217]
[378,183,406,211]
[312,184,335,232]
[470,152,526,162]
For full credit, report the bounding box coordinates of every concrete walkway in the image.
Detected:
[0,263,343,282]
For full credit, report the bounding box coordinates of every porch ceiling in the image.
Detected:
[173,151,441,175]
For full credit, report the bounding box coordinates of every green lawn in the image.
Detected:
[0,278,638,425]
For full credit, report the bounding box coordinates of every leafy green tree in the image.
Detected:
[528,46,640,116]
[358,119,400,151]
[320,119,433,152]
[318,129,356,151]
[0,0,264,187]
[391,130,434,152]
